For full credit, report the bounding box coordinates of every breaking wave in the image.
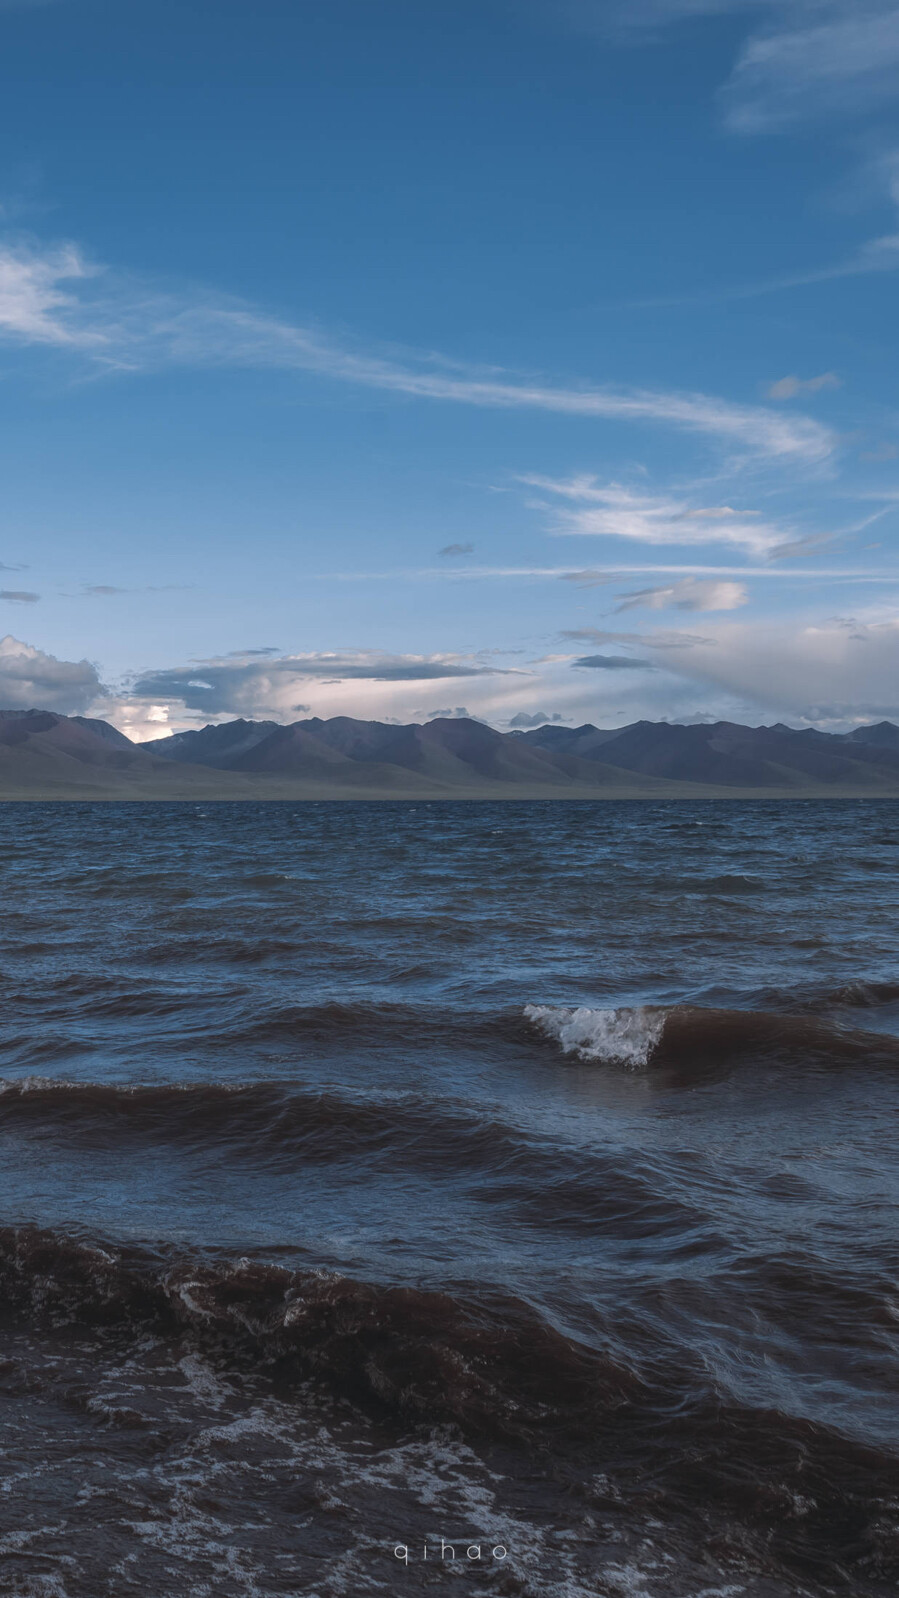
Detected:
[524,1002,899,1070]
[0,1224,635,1440]
[524,1004,665,1067]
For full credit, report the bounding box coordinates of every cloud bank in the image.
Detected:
[126,650,520,718]
[0,635,103,713]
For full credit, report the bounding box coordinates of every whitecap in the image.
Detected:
[524,1004,666,1069]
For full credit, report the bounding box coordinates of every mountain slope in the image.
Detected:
[3,709,899,798]
[520,719,899,789]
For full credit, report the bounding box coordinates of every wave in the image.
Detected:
[524,1004,665,1067]
[797,978,899,1011]
[0,1077,543,1175]
[0,1078,717,1243]
[0,1222,896,1588]
[0,1224,633,1440]
[525,1001,899,1070]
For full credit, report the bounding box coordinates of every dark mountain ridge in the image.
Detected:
[2,706,899,798]
[144,711,899,789]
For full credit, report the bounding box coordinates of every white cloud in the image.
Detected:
[615,577,749,612]
[649,612,899,722]
[522,476,804,555]
[0,634,103,713]
[721,6,899,133]
[577,1,899,134]
[11,616,894,738]
[105,641,704,737]
[0,242,101,347]
[0,236,835,465]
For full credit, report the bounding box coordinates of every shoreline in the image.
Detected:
[3,784,899,801]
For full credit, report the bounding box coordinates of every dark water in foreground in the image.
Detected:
[0,799,897,1597]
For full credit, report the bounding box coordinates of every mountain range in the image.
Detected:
[2,707,899,799]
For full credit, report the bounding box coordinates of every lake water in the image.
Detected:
[0,799,896,1596]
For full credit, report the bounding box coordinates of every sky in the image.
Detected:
[1,0,899,737]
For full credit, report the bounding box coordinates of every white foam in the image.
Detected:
[524,1005,666,1069]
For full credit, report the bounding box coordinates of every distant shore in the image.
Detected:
[3,781,899,801]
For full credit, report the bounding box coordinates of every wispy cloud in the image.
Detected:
[312,559,899,584]
[0,236,836,464]
[80,583,190,597]
[0,242,102,347]
[720,5,899,134]
[766,372,841,401]
[626,234,899,308]
[561,626,713,649]
[0,588,39,603]
[520,476,809,555]
[580,1,899,134]
[614,577,749,612]
[571,653,657,670]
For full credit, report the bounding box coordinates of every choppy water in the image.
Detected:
[0,799,897,1596]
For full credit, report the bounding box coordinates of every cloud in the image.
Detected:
[0,241,101,347]
[571,654,657,670]
[426,705,483,719]
[614,577,749,612]
[766,532,838,559]
[524,476,802,556]
[578,1,899,135]
[0,634,103,713]
[556,606,899,725]
[766,372,841,401]
[633,143,899,306]
[439,543,475,556]
[317,558,899,588]
[81,584,190,596]
[646,612,899,723]
[0,236,835,465]
[126,649,520,716]
[720,5,899,134]
[562,626,713,648]
[0,589,39,603]
[558,569,617,587]
[508,710,565,727]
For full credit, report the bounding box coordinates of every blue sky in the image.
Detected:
[1,0,899,735]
